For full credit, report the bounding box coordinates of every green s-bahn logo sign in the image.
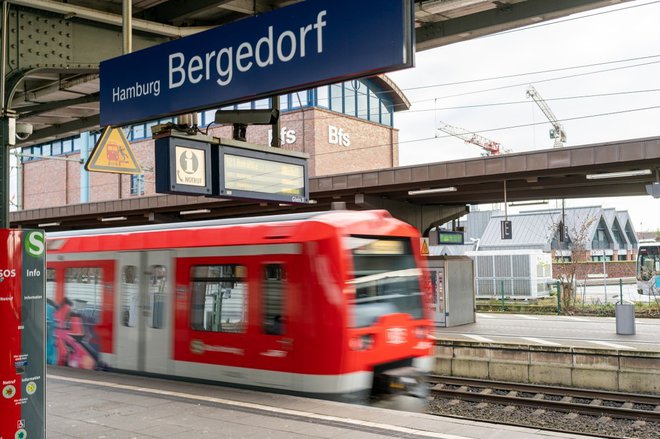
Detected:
[25,231,46,258]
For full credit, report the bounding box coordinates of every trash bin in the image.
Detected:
[615,303,635,335]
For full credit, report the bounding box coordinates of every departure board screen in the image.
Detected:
[223,154,305,198]
[155,136,308,202]
[438,231,464,245]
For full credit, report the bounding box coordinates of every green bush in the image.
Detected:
[475,298,660,317]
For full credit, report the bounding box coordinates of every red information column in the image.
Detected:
[0,229,46,439]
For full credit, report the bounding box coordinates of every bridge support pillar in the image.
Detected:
[355,194,468,236]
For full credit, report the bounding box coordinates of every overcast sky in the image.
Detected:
[389,0,660,232]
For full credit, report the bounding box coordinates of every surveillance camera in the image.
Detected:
[15,122,33,140]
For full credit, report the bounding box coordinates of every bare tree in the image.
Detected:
[550,214,598,311]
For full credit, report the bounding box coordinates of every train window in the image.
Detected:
[345,236,424,328]
[149,265,167,329]
[190,265,247,333]
[46,268,56,302]
[262,264,286,335]
[64,267,103,325]
[121,265,139,327]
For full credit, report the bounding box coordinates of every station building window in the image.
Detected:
[30,145,42,159]
[201,109,215,126]
[369,90,380,124]
[254,98,271,110]
[21,135,84,163]
[344,86,356,117]
[62,138,73,153]
[132,124,145,140]
[289,91,309,109]
[591,255,612,262]
[316,86,329,109]
[381,101,392,126]
[357,86,368,120]
[280,94,289,110]
[611,222,626,247]
[130,174,145,196]
[330,84,343,112]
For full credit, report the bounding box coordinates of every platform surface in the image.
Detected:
[437,313,660,351]
[44,366,597,439]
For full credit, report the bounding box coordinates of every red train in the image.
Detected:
[45,209,434,402]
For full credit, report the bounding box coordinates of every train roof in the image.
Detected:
[46,209,397,239]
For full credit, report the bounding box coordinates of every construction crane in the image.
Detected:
[526,85,567,148]
[437,122,501,156]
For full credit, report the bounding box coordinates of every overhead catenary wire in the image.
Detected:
[311,87,660,117]
[402,53,660,92]
[284,56,660,120]
[411,59,660,103]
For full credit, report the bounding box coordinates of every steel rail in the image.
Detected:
[429,375,660,405]
[429,375,660,422]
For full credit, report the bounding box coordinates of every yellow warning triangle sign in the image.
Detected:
[85,127,142,174]
[420,238,430,256]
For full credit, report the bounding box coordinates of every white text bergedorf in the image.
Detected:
[169,10,327,89]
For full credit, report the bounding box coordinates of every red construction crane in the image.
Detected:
[437,122,501,156]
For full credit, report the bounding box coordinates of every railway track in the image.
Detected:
[429,375,660,423]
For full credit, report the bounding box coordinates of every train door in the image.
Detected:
[49,260,114,370]
[116,252,140,370]
[116,251,171,374]
[250,261,294,389]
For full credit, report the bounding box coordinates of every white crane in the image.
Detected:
[526,85,567,148]
[437,121,501,156]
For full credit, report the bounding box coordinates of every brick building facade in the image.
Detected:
[18,75,407,210]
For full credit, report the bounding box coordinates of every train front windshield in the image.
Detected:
[637,244,660,281]
[346,236,424,328]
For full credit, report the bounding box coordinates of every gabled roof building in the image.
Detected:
[430,206,640,298]
[475,206,638,261]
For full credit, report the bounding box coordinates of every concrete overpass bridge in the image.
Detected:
[11,136,660,234]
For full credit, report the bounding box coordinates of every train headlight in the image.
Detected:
[350,334,375,350]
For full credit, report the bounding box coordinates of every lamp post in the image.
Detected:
[602,249,607,303]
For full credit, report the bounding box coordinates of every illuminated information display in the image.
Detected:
[438,231,464,245]
[155,136,308,203]
[224,154,305,198]
[220,146,308,203]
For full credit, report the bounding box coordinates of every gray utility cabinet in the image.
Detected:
[426,256,475,327]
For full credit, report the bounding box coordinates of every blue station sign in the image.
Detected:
[100,0,414,127]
